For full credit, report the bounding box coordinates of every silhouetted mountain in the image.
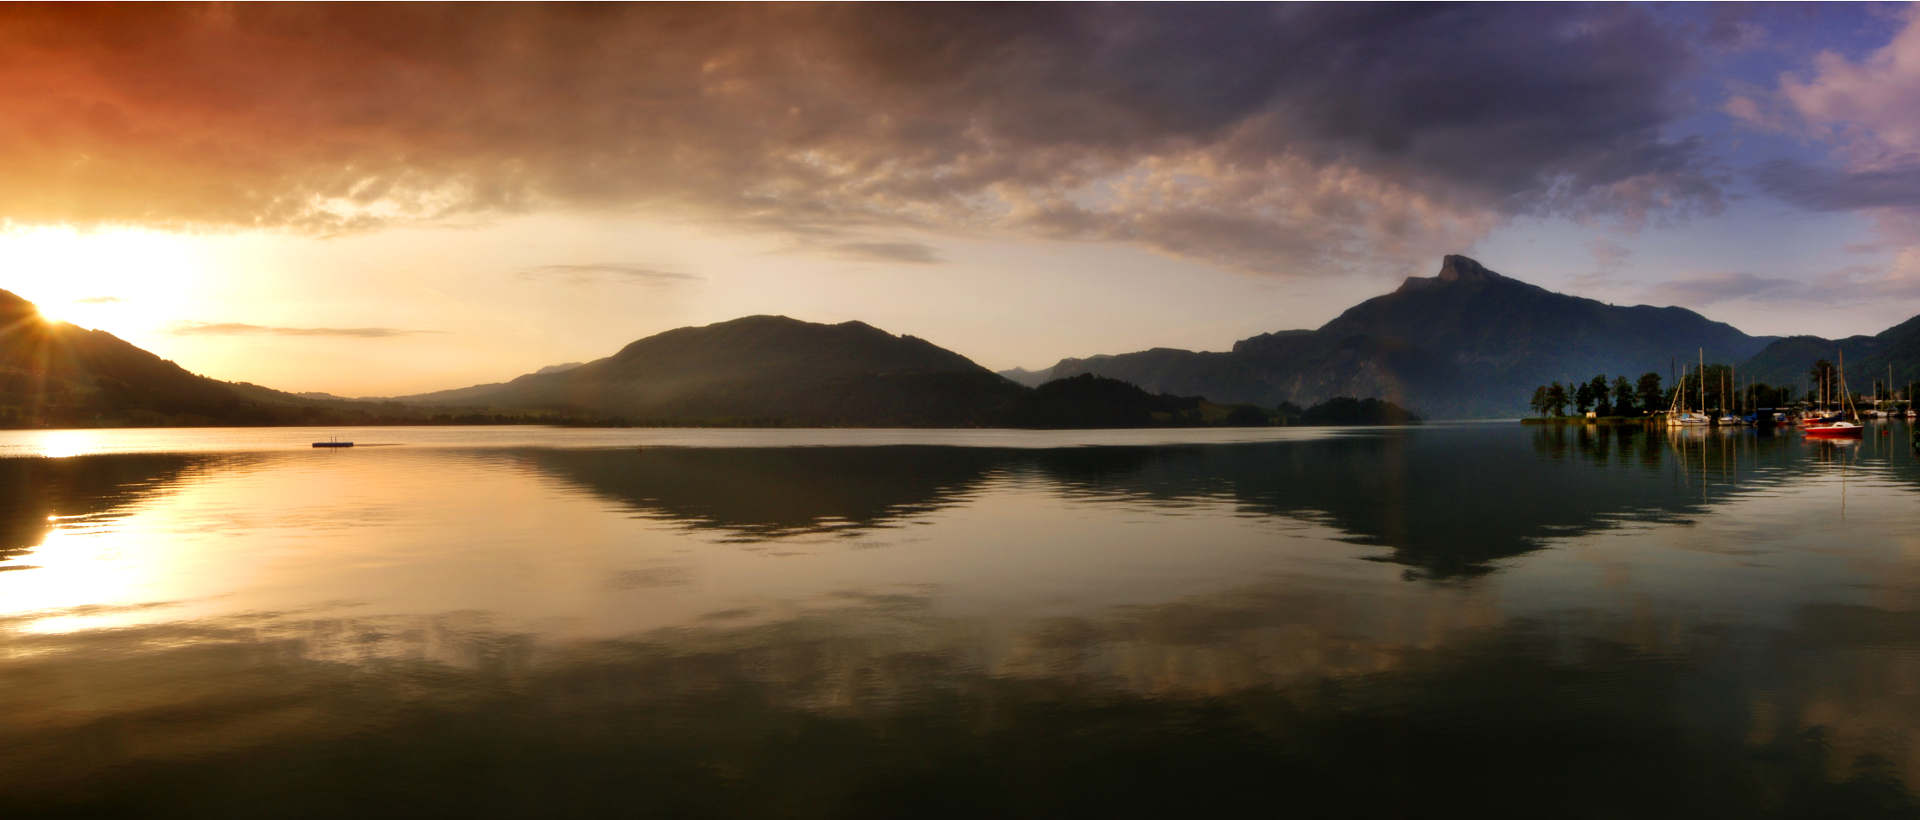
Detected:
[0,288,319,427]
[996,366,1052,388]
[401,315,1030,426]
[1031,255,1776,418]
[0,288,520,428]
[1740,314,1920,398]
[1011,374,1218,428]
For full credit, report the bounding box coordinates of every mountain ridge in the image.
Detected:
[396,314,1033,426]
[0,288,379,427]
[1016,255,1779,417]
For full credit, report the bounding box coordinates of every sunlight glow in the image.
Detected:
[31,430,101,459]
[0,226,206,337]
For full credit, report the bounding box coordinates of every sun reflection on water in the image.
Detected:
[28,430,101,459]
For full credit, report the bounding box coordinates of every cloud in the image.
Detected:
[167,322,440,338]
[1644,263,1920,308]
[1589,238,1633,271]
[1755,6,1920,168]
[519,263,702,284]
[0,4,1723,275]
[1728,7,1920,211]
[830,241,941,264]
[1645,272,1809,306]
[73,296,122,304]
[1754,160,1920,211]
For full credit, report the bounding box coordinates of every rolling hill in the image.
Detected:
[0,287,478,428]
[1738,314,1920,398]
[0,288,304,427]
[398,315,1034,426]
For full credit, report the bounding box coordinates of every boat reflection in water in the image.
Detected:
[2,424,1919,817]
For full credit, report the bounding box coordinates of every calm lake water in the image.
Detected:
[5,422,1920,817]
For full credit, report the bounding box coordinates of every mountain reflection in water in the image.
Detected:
[0,424,1918,817]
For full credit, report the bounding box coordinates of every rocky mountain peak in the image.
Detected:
[1436,254,1500,283]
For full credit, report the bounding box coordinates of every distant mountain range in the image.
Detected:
[11,250,1920,428]
[395,315,1293,427]
[1009,255,1782,417]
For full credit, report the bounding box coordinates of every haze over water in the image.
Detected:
[5,423,1920,817]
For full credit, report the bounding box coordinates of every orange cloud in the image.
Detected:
[0,4,1722,275]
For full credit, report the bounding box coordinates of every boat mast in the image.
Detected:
[1699,348,1705,418]
[1840,349,1858,421]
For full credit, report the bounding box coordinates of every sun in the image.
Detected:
[31,295,121,330]
[0,226,203,337]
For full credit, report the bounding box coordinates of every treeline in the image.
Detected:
[1274,396,1422,426]
[1527,366,1800,418]
[1010,374,1419,428]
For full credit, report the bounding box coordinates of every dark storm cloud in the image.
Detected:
[519,264,703,284]
[1753,160,1920,212]
[167,322,440,338]
[0,3,1720,273]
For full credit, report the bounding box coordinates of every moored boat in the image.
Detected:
[1802,350,1864,439]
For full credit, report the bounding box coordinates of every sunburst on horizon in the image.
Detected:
[3,226,205,338]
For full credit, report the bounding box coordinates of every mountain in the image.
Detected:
[0,287,479,428]
[1739,314,1920,398]
[996,366,1053,388]
[399,315,1031,426]
[1032,255,1777,417]
[0,288,292,427]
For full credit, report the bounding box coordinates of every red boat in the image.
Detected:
[1801,350,1866,438]
[1804,420,1863,438]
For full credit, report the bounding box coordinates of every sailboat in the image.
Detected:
[1667,348,1709,427]
[1717,365,1742,426]
[1805,350,1864,438]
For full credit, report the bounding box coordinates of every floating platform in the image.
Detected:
[312,441,355,448]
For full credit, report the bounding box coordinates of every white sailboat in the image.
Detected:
[1667,348,1708,427]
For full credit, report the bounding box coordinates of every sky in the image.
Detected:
[6,3,1920,396]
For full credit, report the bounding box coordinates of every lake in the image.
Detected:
[4,422,1920,817]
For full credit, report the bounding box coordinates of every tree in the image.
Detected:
[1223,404,1270,426]
[1588,374,1611,416]
[1545,382,1569,417]
[1635,372,1662,414]
[1611,376,1635,416]
[1810,359,1835,404]
[1530,385,1551,418]
[1699,363,1732,412]
[1749,382,1788,409]
[1574,379,1594,414]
